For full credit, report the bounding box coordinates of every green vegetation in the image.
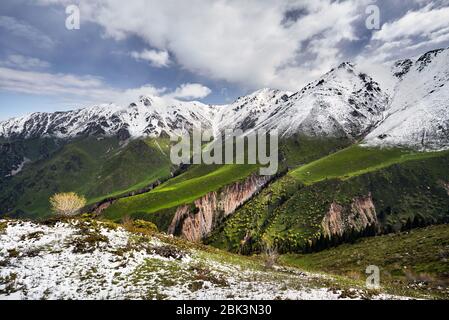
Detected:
[281,224,449,299]
[290,145,448,185]
[102,136,351,225]
[279,134,351,168]
[208,147,449,255]
[0,138,61,183]
[1,135,351,225]
[0,136,174,218]
[102,163,258,221]
[87,137,173,202]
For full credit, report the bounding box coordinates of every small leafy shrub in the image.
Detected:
[122,216,158,235]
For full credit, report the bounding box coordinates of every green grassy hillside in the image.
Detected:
[0,136,174,218]
[1,135,351,223]
[281,224,449,299]
[290,145,446,184]
[0,138,62,183]
[102,163,258,221]
[207,146,449,254]
[278,134,351,168]
[100,137,351,226]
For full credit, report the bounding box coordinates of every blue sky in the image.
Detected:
[1,0,449,121]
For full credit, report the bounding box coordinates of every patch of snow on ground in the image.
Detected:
[0,220,409,300]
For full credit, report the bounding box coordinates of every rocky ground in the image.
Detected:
[0,218,409,300]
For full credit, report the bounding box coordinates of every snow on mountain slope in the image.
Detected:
[212,88,291,134]
[363,48,449,151]
[0,48,447,151]
[0,96,215,140]
[0,62,390,142]
[215,63,389,140]
[273,62,388,139]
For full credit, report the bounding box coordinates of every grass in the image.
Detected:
[102,136,349,220]
[0,136,173,218]
[290,145,449,185]
[279,134,351,168]
[0,135,350,223]
[86,137,173,202]
[102,163,258,220]
[209,145,449,255]
[280,224,449,299]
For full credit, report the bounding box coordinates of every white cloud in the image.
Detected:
[30,0,449,93]
[0,66,209,107]
[130,49,170,67]
[167,83,211,100]
[113,85,169,106]
[0,66,110,98]
[33,0,363,91]
[0,16,55,49]
[361,4,449,63]
[0,54,51,70]
[373,5,449,42]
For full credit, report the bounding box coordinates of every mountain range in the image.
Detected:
[0,48,448,258]
[2,48,448,150]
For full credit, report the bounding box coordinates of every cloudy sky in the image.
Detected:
[0,0,449,120]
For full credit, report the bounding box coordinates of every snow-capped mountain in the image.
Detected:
[215,62,389,140]
[1,48,448,151]
[363,48,449,151]
[212,88,292,135]
[0,96,215,140]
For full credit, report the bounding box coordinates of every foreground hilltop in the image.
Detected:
[0,218,408,300]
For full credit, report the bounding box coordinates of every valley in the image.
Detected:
[0,47,448,300]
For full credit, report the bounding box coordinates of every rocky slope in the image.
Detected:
[0,219,406,300]
[320,193,378,239]
[215,63,389,140]
[0,96,215,140]
[363,48,449,150]
[168,174,272,242]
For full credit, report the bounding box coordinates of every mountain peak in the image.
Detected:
[416,47,446,71]
[364,47,449,151]
[337,61,355,70]
[1,48,448,151]
[138,95,154,107]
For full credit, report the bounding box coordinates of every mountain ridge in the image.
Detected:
[1,47,448,151]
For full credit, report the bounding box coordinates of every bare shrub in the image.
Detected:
[49,192,86,216]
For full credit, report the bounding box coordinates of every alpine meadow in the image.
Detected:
[0,0,448,303]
